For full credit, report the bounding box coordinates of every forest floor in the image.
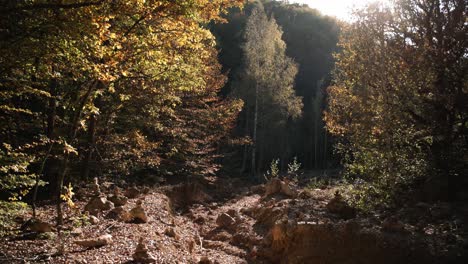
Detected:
[0,174,467,263]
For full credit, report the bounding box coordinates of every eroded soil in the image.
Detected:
[1,177,467,263]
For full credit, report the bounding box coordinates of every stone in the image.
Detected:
[71,227,83,236]
[164,227,177,239]
[216,213,235,228]
[90,177,101,196]
[106,206,130,222]
[326,191,356,219]
[264,178,297,198]
[207,230,232,242]
[132,237,156,263]
[250,185,265,195]
[84,196,114,216]
[75,234,112,248]
[125,186,140,199]
[188,239,195,253]
[226,209,239,219]
[240,206,255,217]
[129,199,149,223]
[198,256,212,264]
[298,190,313,199]
[108,194,128,207]
[22,218,53,233]
[89,215,100,224]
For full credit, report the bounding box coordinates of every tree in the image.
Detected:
[0,0,243,226]
[211,0,340,170]
[231,3,302,177]
[325,0,467,207]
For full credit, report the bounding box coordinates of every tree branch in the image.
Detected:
[0,1,103,14]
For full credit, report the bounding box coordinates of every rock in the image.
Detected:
[240,206,256,217]
[216,213,235,228]
[326,191,356,219]
[22,218,53,233]
[36,231,56,240]
[232,232,251,247]
[89,215,100,224]
[381,217,406,233]
[264,178,297,198]
[226,209,239,219]
[84,196,114,216]
[90,177,101,196]
[106,206,130,222]
[129,199,149,223]
[188,239,195,253]
[164,227,177,239]
[298,190,313,199]
[75,234,112,248]
[165,182,213,209]
[71,227,83,236]
[194,216,206,224]
[108,194,128,207]
[250,185,265,194]
[125,186,140,199]
[207,230,232,242]
[132,237,156,263]
[253,206,287,227]
[198,256,212,264]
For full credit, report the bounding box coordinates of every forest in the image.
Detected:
[0,0,466,263]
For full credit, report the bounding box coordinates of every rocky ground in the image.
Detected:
[0,176,467,263]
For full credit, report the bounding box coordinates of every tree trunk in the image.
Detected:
[80,113,96,180]
[240,110,249,174]
[56,80,98,227]
[323,130,328,169]
[33,79,57,218]
[251,83,258,178]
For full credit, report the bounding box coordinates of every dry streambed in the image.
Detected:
[0,178,466,263]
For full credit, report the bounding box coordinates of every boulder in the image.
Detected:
[84,196,114,216]
[132,237,156,263]
[75,234,112,248]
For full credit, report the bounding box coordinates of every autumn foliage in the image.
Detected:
[0,0,243,223]
[325,0,467,207]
